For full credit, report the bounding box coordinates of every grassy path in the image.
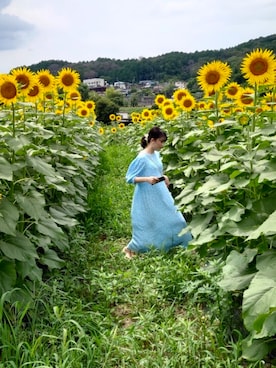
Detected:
[71,144,253,367]
[3,144,265,367]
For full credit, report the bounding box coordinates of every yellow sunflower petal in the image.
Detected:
[241,48,276,86]
[197,60,232,94]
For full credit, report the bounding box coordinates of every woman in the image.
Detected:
[123,126,192,259]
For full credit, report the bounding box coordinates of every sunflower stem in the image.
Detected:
[251,83,258,132]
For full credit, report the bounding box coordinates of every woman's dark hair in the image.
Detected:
[141,126,167,148]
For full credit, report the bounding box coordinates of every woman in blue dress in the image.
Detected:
[123,126,192,259]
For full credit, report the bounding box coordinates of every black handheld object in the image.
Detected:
[152,176,165,185]
[157,176,165,182]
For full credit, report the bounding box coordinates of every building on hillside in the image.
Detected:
[83,78,108,91]
[174,81,187,89]
[114,81,126,90]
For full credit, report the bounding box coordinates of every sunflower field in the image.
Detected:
[116,48,276,361]
[0,67,102,295]
[0,48,275,365]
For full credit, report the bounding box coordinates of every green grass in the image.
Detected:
[0,143,274,367]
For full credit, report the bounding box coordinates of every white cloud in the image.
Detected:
[0,0,275,73]
[0,0,34,51]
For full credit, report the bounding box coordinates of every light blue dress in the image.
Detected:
[126,150,192,253]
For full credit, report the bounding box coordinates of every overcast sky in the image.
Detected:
[0,0,275,74]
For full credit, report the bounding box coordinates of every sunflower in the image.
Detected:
[77,106,90,117]
[141,109,152,120]
[11,67,35,96]
[119,122,125,129]
[224,82,241,99]
[44,91,56,102]
[173,89,190,105]
[56,67,80,92]
[132,116,140,123]
[0,74,18,105]
[220,103,232,116]
[109,113,116,121]
[26,81,43,103]
[236,87,255,107]
[241,48,276,86]
[68,90,81,101]
[111,127,117,134]
[197,60,231,94]
[86,100,95,110]
[238,113,250,126]
[197,101,207,110]
[98,127,105,135]
[162,104,178,121]
[154,94,166,107]
[263,92,276,103]
[178,94,196,112]
[36,69,55,92]
[131,112,141,123]
[116,115,122,121]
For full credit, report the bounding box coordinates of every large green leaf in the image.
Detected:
[258,161,276,183]
[15,190,46,220]
[0,198,19,236]
[27,155,64,181]
[39,248,65,269]
[36,216,64,238]
[36,217,68,250]
[247,210,276,239]
[242,337,269,361]
[196,175,230,195]
[243,251,276,332]
[49,206,78,227]
[218,248,257,291]
[17,260,42,282]
[184,213,213,238]
[5,135,31,153]
[253,311,276,339]
[0,260,16,293]
[0,157,13,181]
[0,233,38,261]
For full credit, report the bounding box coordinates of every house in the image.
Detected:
[83,78,107,90]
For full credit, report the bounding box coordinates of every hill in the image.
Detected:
[28,34,276,87]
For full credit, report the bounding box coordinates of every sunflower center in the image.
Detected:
[177,92,186,101]
[228,86,238,96]
[165,107,174,115]
[183,99,192,108]
[81,109,88,116]
[16,75,30,89]
[28,85,39,97]
[62,74,74,87]
[205,71,220,85]
[1,81,17,99]
[241,94,253,105]
[40,76,50,87]
[250,58,268,76]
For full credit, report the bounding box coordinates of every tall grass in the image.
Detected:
[0,143,274,367]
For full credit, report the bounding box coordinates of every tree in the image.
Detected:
[95,96,119,124]
[105,87,124,106]
[78,82,90,101]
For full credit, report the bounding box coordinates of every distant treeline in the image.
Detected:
[27,34,276,92]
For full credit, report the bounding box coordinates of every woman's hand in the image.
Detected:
[148,176,160,185]
[164,175,170,187]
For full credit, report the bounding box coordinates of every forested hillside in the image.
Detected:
[27,34,276,88]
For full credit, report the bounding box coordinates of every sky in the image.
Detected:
[0,0,275,74]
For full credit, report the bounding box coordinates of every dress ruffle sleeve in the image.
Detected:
[126,155,146,184]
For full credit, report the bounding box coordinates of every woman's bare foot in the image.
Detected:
[123,247,136,259]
